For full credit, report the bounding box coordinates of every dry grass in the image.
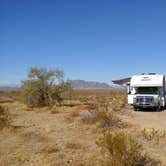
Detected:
[50,107,60,114]
[18,130,48,142]
[0,97,14,103]
[0,105,12,130]
[40,143,60,154]
[141,128,166,144]
[69,89,127,109]
[0,90,20,103]
[80,111,97,123]
[1,89,165,165]
[69,110,80,117]
[65,141,83,150]
[81,101,127,129]
[96,111,125,129]
[97,132,161,166]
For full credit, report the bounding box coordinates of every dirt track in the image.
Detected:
[126,109,166,130]
[124,108,166,163]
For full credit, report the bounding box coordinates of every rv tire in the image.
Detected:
[157,105,161,112]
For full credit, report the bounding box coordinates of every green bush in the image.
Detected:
[0,105,11,129]
[21,67,70,107]
[97,132,160,166]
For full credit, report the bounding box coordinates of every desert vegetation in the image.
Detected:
[21,67,71,107]
[141,128,166,144]
[0,73,165,165]
[97,132,160,166]
[0,105,11,130]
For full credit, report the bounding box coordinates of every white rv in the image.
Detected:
[113,73,166,111]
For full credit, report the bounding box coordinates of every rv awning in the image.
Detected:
[112,77,131,85]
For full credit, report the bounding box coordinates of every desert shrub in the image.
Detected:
[21,67,70,107]
[97,132,160,166]
[141,128,166,144]
[60,86,76,100]
[96,110,123,128]
[0,105,11,129]
[80,101,126,128]
[80,111,97,123]
[89,102,125,128]
[79,96,90,104]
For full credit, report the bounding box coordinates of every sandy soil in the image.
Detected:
[122,107,166,130]
[123,107,166,164]
[1,102,166,165]
[0,103,101,166]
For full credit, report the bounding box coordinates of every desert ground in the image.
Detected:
[123,108,166,163]
[0,90,166,166]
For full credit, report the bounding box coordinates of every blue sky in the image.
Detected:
[1,0,166,85]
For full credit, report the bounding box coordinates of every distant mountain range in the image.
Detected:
[0,80,123,90]
[0,84,20,90]
[70,80,123,90]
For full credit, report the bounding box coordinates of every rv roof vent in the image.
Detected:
[149,73,156,75]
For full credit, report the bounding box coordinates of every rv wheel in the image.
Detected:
[134,107,138,111]
[157,105,161,112]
